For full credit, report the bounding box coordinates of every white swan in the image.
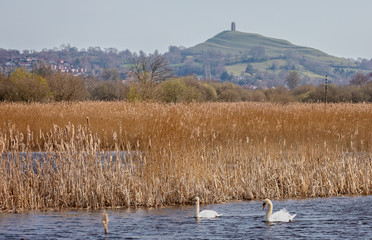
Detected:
[262,199,296,222]
[194,197,221,218]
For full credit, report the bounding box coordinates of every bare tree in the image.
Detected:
[350,73,369,85]
[46,72,89,101]
[285,70,300,90]
[129,52,173,100]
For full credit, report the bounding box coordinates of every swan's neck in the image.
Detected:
[265,202,273,221]
[195,201,200,218]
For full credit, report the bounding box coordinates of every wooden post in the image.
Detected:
[324,75,328,105]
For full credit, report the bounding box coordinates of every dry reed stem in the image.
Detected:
[102,210,109,234]
[0,102,371,211]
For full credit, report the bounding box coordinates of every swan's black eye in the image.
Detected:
[263,203,266,206]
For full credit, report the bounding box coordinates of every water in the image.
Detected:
[0,196,371,239]
[1,151,139,175]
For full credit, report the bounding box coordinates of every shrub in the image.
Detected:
[46,72,90,101]
[293,85,316,102]
[0,73,7,101]
[202,83,218,101]
[6,68,52,102]
[157,78,187,103]
[264,86,296,103]
[249,89,267,102]
[91,81,128,101]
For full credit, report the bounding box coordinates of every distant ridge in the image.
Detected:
[176,29,365,85]
[186,30,348,66]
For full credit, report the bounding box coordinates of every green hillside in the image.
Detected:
[176,30,362,86]
[187,30,349,66]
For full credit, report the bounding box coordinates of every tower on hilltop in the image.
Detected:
[231,22,236,31]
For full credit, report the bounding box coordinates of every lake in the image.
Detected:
[0,195,371,239]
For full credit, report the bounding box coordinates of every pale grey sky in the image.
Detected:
[1,0,371,59]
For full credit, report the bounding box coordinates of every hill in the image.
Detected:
[173,30,364,87]
[188,30,349,65]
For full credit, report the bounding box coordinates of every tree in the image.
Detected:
[129,52,173,100]
[101,68,120,82]
[292,85,316,102]
[350,73,369,85]
[6,68,52,102]
[285,70,300,90]
[249,47,266,61]
[33,62,54,77]
[156,76,217,103]
[157,78,187,103]
[220,71,233,81]
[0,72,7,101]
[245,64,255,75]
[269,62,278,71]
[202,83,218,101]
[213,82,242,102]
[91,81,127,101]
[165,45,184,64]
[46,72,89,101]
[264,86,296,103]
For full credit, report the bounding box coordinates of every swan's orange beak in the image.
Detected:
[262,203,266,210]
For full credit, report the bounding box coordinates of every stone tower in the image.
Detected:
[231,22,236,31]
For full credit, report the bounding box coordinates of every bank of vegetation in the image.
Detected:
[0,102,371,211]
[1,67,372,104]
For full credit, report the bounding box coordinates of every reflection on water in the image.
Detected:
[0,195,371,239]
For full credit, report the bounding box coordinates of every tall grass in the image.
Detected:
[0,101,371,211]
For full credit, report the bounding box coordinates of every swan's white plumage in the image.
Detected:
[268,208,296,222]
[198,209,220,218]
[194,197,221,218]
[263,199,296,222]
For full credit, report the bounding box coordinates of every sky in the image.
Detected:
[1,0,372,59]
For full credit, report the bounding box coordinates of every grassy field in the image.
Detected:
[225,63,247,76]
[0,101,371,211]
[225,60,289,76]
[225,60,327,81]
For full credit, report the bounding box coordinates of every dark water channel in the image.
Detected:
[0,195,371,239]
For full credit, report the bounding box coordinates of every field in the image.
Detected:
[0,101,371,211]
[225,60,326,81]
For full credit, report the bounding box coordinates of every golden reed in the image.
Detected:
[0,102,371,211]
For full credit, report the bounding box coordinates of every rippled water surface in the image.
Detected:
[1,195,371,239]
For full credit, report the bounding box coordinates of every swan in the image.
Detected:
[262,199,296,222]
[194,197,221,218]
